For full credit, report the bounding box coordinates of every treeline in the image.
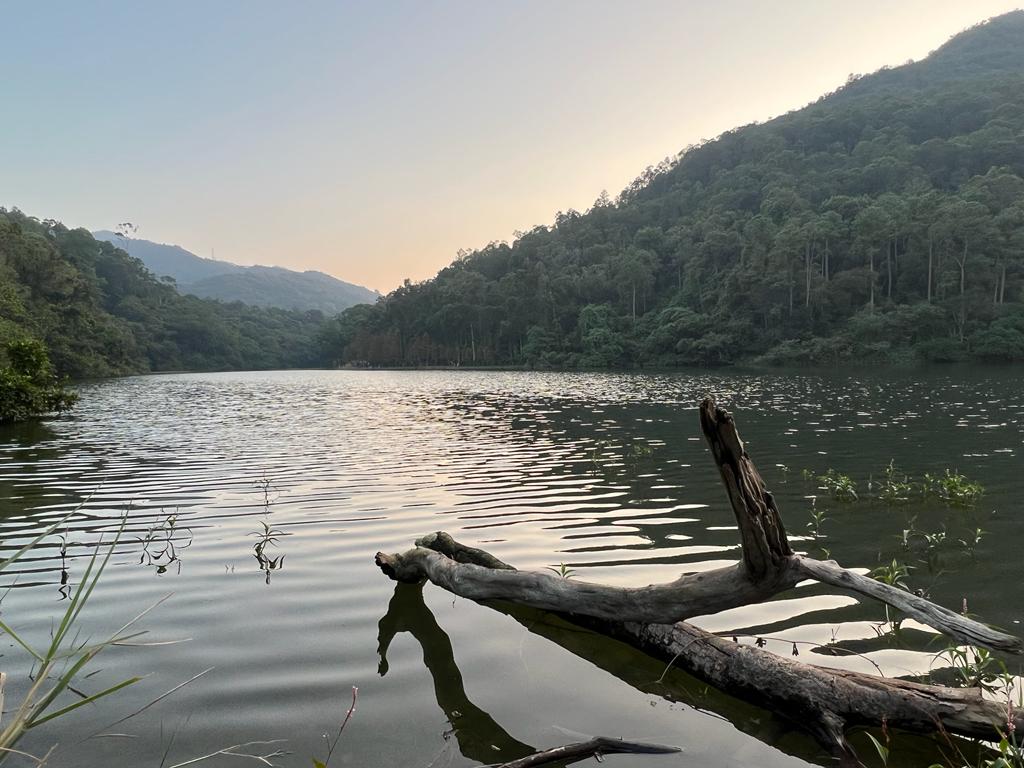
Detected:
[0,209,325,379]
[321,12,1024,368]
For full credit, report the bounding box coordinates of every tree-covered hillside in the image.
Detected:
[1,210,325,378]
[322,12,1024,368]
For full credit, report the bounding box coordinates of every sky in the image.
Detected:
[3,1,1022,293]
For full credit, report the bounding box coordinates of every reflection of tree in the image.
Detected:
[376,583,535,765]
[378,580,835,766]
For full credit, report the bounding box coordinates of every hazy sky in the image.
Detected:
[3,1,1021,293]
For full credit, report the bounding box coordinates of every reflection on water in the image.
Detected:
[377,583,535,765]
[0,368,1022,767]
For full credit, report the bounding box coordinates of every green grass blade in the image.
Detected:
[28,677,141,728]
[25,649,99,724]
[0,515,71,574]
[0,620,42,662]
[48,520,124,657]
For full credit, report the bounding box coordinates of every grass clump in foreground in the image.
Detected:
[0,519,146,763]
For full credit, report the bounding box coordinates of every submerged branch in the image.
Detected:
[490,736,681,768]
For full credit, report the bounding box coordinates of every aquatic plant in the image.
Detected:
[0,520,145,762]
[923,469,985,507]
[139,509,193,574]
[254,472,281,513]
[878,460,914,504]
[546,562,576,579]
[816,469,858,501]
[251,520,289,583]
[805,498,829,539]
[870,558,913,609]
[941,645,1004,694]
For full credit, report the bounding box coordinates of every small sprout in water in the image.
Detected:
[958,527,986,558]
[870,559,912,591]
[546,562,576,579]
[805,501,829,540]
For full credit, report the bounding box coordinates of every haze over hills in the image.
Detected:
[93,231,379,315]
[321,11,1024,368]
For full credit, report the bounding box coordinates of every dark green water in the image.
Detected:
[0,369,1022,767]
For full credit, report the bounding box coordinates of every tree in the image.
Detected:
[0,338,78,424]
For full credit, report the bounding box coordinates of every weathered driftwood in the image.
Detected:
[492,736,681,768]
[375,398,1022,758]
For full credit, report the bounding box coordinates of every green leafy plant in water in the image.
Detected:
[817,468,858,501]
[941,645,1004,694]
[546,562,576,579]
[870,558,912,589]
[139,509,193,574]
[878,460,914,504]
[254,472,280,512]
[251,520,289,584]
[923,469,985,507]
[870,559,914,625]
[805,497,829,540]
[627,442,654,459]
[900,515,919,551]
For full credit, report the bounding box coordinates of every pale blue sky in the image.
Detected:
[3,1,1021,291]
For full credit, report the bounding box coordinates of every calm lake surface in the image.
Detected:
[1,369,1022,767]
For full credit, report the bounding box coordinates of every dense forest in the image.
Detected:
[322,12,1024,368]
[0,209,326,378]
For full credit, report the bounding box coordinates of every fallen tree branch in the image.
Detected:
[377,534,1024,756]
[374,398,1023,758]
[490,736,681,768]
[375,546,800,624]
[792,556,1021,653]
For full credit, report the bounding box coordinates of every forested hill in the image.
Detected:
[93,232,380,314]
[322,11,1024,368]
[1,210,326,377]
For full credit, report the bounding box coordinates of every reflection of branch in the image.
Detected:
[376,583,534,764]
[493,736,680,768]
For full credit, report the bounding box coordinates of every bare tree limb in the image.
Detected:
[490,736,681,768]
[374,398,1023,757]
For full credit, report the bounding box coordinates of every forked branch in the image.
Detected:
[374,398,1023,755]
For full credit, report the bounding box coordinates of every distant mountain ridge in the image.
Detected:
[93,231,379,314]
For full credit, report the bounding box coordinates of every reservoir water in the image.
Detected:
[1,369,1022,767]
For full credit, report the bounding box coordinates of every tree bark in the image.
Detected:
[375,399,1022,759]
